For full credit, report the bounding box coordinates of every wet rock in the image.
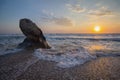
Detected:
[18,18,50,49]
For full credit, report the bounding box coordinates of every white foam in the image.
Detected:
[35,47,96,68]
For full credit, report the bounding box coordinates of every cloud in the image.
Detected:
[66,4,85,13]
[52,17,73,26]
[40,10,74,26]
[88,7,113,16]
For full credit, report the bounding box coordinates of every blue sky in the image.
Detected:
[0,0,120,34]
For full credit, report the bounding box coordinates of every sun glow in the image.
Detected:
[94,26,101,32]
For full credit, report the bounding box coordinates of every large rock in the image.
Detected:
[18,18,51,49]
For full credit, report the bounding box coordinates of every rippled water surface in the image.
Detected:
[0,34,120,68]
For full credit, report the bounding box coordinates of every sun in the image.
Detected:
[94,26,101,32]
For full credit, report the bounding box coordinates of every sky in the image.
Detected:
[0,0,120,34]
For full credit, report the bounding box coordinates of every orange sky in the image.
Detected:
[0,0,120,34]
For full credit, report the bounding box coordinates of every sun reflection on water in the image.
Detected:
[90,45,105,51]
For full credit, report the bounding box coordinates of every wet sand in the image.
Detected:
[0,50,120,80]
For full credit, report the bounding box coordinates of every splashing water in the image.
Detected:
[0,34,120,68]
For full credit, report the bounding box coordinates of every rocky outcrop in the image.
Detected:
[18,18,50,49]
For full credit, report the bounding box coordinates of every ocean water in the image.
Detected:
[0,34,120,68]
[0,34,24,55]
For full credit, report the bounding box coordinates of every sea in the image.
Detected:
[0,34,120,68]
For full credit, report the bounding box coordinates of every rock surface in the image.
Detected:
[18,18,50,49]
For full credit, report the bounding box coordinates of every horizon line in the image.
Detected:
[0,32,120,35]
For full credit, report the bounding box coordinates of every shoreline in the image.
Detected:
[0,50,120,80]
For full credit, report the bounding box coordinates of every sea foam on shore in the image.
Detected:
[35,45,96,68]
[34,34,120,68]
[0,34,120,68]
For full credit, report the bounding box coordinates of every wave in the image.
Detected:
[49,37,120,42]
[35,47,96,68]
[0,34,119,61]
[34,47,120,68]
